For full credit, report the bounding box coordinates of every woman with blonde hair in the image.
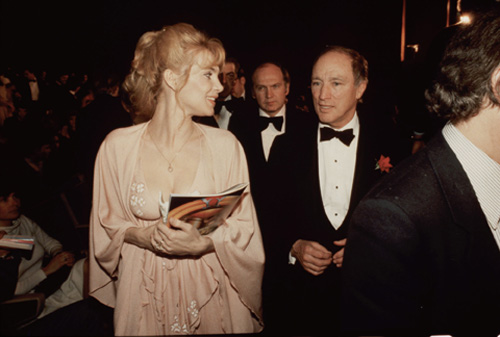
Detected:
[88,23,264,335]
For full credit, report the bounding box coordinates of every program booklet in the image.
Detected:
[160,183,248,235]
[0,235,35,251]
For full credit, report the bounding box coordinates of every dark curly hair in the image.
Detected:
[425,8,500,122]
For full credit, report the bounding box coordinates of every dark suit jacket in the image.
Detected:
[341,133,500,336]
[284,108,407,334]
[291,108,407,253]
[230,101,317,334]
[230,101,316,261]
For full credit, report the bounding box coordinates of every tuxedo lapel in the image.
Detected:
[349,119,371,213]
[348,114,384,219]
[267,108,297,163]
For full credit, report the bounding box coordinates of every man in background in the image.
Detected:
[229,61,315,334]
[195,57,245,130]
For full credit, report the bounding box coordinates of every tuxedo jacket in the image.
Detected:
[229,101,317,261]
[281,108,407,335]
[15,78,37,102]
[289,109,407,255]
[341,133,500,336]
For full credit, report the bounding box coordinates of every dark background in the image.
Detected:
[0,0,496,109]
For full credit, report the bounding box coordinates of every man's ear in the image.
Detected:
[355,80,368,100]
[163,69,179,90]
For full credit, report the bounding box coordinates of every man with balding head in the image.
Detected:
[283,46,406,335]
[230,61,315,334]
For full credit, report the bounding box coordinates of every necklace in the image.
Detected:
[148,126,195,173]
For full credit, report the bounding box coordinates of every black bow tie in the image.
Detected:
[214,97,244,115]
[320,127,355,146]
[214,100,226,115]
[259,116,283,131]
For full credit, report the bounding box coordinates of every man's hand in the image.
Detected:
[291,239,332,276]
[332,238,347,268]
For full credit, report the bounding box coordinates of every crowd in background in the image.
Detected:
[0,66,133,250]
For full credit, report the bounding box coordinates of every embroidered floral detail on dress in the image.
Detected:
[136,183,145,193]
[130,182,147,217]
[130,195,138,206]
[187,300,199,318]
[170,315,189,334]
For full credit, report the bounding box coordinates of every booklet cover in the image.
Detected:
[160,183,248,235]
[0,235,35,251]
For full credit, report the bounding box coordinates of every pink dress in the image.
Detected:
[89,122,264,335]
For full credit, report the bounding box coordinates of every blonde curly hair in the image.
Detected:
[122,23,225,123]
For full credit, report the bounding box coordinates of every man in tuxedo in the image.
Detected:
[194,57,245,129]
[341,8,500,336]
[14,68,45,118]
[229,61,315,334]
[285,46,406,335]
[15,68,40,103]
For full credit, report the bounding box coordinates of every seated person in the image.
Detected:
[0,176,86,318]
[0,230,22,302]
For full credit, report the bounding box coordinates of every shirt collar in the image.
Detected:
[318,111,360,134]
[442,122,500,230]
[259,105,286,118]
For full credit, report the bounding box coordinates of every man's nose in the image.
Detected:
[319,85,330,100]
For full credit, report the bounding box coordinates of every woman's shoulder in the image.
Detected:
[197,123,239,145]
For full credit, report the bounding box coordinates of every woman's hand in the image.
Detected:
[42,251,75,276]
[152,218,214,256]
[126,220,214,257]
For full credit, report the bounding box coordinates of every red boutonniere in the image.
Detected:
[375,155,393,173]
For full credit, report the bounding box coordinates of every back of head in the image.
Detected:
[122,23,225,124]
[425,7,500,122]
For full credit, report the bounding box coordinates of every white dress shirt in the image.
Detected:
[289,112,360,265]
[318,113,360,229]
[29,79,40,101]
[260,106,286,161]
[215,95,233,130]
[442,122,500,250]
